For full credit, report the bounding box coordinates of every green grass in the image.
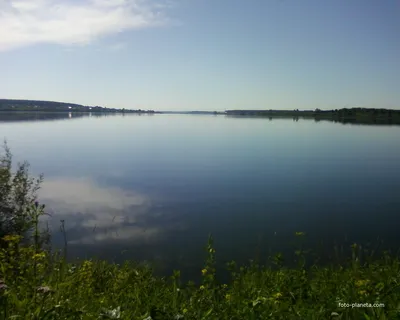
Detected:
[1,234,400,320]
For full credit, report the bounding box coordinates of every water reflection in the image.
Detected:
[2,111,400,126]
[225,115,400,126]
[0,112,159,123]
[0,112,93,123]
[39,177,185,246]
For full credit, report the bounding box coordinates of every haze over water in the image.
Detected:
[2,113,400,280]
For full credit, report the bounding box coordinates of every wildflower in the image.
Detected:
[82,260,93,269]
[108,306,121,319]
[2,234,21,242]
[101,306,121,319]
[37,286,53,294]
[201,268,207,275]
[33,252,46,260]
[68,266,76,274]
[252,297,267,307]
[273,292,282,300]
[0,283,8,291]
[200,285,205,290]
[355,279,370,287]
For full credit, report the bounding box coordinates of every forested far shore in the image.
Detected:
[226,107,400,116]
[225,108,400,124]
[0,99,156,113]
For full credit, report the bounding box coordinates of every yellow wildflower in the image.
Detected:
[355,279,370,287]
[33,252,46,260]
[273,292,283,299]
[201,269,207,275]
[2,235,22,242]
[82,260,93,269]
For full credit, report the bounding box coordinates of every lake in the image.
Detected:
[1,112,400,282]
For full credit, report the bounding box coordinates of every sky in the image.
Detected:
[0,0,399,111]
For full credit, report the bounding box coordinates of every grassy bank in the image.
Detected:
[1,232,399,320]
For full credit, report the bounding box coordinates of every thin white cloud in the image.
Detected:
[38,176,186,245]
[0,0,171,51]
[39,177,151,218]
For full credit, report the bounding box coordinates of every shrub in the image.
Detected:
[0,140,47,247]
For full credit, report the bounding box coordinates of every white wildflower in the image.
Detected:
[101,306,121,319]
[37,286,53,294]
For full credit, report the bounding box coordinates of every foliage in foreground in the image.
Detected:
[1,231,400,320]
[0,141,47,246]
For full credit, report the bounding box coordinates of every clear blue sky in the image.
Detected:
[0,0,399,111]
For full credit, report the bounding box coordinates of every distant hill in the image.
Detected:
[0,99,156,113]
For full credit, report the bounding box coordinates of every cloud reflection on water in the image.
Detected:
[39,177,185,245]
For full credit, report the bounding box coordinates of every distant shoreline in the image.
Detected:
[0,99,157,114]
[0,110,161,114]
[1,98,400,124]
[224,108,400,125]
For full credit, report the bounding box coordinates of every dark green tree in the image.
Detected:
[0,141,46,244]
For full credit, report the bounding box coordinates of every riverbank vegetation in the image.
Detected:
[1,143,400,319]
[226,108,400,125]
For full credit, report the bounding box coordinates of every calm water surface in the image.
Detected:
[1,113,400,281]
